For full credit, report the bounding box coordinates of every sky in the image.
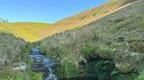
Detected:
[0,0,107,23]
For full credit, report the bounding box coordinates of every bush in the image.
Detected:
[80,44,96,58]
[96,45,114,59]
[57,60,80,78]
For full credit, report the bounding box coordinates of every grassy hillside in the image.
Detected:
[39,0,144,79]
[0,33,26,65]
[39,0,139,38]
[0,32,27,79]
[0,0,138,42]
[0,0,142,80]
[0,32,43,80]
[0,22,49,42]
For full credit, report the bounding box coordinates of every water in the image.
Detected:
[29,47,99,80]
[30,47,57,80]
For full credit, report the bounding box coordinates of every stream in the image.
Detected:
[29,47,122,80]
[30,47,57,80]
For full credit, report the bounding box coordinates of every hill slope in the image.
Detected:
[39,0,144,79]
[0,32,27,79]
[0,22,49,42]
[0,0,138,42]
[0,33,40,80]
[39,0,139,38]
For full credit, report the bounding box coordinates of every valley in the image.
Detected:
[0,0,139,42]
[0,0,144,80]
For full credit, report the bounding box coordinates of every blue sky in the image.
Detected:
[0,0,107,23]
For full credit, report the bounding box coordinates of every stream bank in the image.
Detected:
[57,54,138,80]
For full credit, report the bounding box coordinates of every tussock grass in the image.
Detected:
[39,0,144,78]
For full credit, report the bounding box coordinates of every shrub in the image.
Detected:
[57,60,80,78]
[80,44,96,58]
[96,45,114,59]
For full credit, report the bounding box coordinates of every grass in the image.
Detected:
[0,32,29,80]
[40,0,138,39]
[0,0,138,42]
[0,22,49,42]
[39,0,144,78]
[0,0,142,79]
[0,33,43,80]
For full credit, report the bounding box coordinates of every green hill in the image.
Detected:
[39,0,144,79]
[0,0,143,80]
[39,0,139,39]
[0,22,49,42]
[0,0,138,42]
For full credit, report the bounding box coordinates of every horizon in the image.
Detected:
[0,0,107,23]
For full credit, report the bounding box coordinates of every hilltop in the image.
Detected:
[0,0,138,42]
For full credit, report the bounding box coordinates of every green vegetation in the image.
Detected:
[0,32,26,67]
[135,71,144,80]
[0,0,137,42]
[0,22,49,42]
[39,0,144,79]
[0,32,44,80]
[0,32,27,79]
[0,0,143,80]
